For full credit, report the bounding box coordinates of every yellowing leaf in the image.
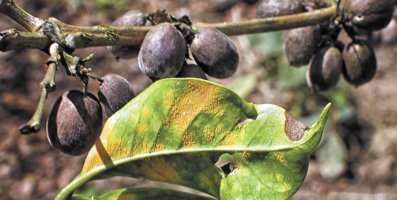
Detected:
[55,78,330,200]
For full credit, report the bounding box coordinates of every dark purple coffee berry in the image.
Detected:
[190,27,239,79]
[107,10,147,59]
[177,64,208,80]
[98,74,135,116]
[138,23,187,79]
[256,0,304,18]
[47,90,103,156]
[306,46,343,92]
[342,40,377,86]
[349,0,394,33]
[284,26,321,67]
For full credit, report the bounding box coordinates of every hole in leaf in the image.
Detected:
[215,153,237,176]
[220,163,233,175]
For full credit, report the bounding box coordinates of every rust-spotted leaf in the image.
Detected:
[56,78,330,200]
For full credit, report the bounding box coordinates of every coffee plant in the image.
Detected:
[0,0,394,199]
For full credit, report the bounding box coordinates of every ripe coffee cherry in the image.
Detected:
[47,90,103,156]
[98,74,135,117]
[190,27,239,79]
[306,46,343,92]
[138,23,187,79]
[177,64,208,80]
[256,0,303,18]
[349,0,394,33]
[284,26,321,67]
[107,10,147,59]
[342,40,377,86]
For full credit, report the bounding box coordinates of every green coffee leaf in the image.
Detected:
[72,187,215,200]
[55,78,330,200]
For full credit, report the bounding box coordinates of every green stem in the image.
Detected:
[19,63,56,134]
[19,43,60,134]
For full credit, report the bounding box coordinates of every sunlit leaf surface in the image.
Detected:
[55,78,330,200]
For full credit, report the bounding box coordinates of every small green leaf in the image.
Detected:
[55,78,330,200]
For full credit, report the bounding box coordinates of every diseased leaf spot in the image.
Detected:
[284,113,307,141]
[140,157,179,182]
[182,132,196,147]
[164,81,219,134]
[275,155,286,165]
[203,128,215,141]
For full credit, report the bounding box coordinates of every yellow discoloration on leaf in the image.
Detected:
[130,112,139,122]
[215,126,222,134]
[152,143,165,152]
[81,124,115,173]
[163,117,170,128]
[141,143,152,154]
[276,173,284,182]
[117,144,135,158]
[140,157,179,182]
[242,151,251,158]
[165,81,219,134]
[282,182,292,192]
[132,145,139,157]
[203,128,215,141]
[108,139,128,157]
[141,107,150,118]
[164,90,175,109]
[223,132,238,146]
[136,123,148,134]
[202,95,222,116]
[81,146,102,174]
[102,118,116,136]
[275,155,286,164]
[182,132,196,147]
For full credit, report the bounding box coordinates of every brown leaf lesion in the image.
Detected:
[284,113,308,141]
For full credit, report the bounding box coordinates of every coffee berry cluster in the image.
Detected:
[108,10,239,80]
[257,0,395,92]
[46,10,240,155]
[47,74,135,155]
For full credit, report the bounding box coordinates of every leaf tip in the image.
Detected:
[319,103,332,124]
[311,103,331,135]
[302,103,332,154]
